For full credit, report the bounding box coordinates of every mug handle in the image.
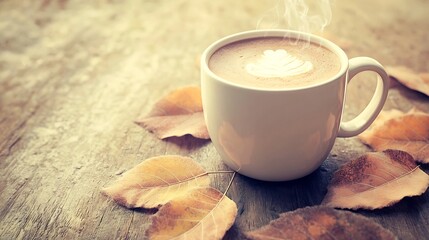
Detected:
[338,57,390,138]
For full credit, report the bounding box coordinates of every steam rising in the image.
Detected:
[257,0,332,35]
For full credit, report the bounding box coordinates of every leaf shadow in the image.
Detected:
[132,207,159,215]
[111,200,159,215]
[357,190,429,217]
[223,224,242,240]
[390,78,428,102]
[164,135,210,151]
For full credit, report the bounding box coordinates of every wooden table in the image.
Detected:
[1,0,428,239]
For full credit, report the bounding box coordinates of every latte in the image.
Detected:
[208,37,341,89]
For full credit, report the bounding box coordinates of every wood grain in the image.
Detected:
[1,0,428,239]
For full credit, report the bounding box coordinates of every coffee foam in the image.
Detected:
[209,37,341,89]
[245,49,313,78]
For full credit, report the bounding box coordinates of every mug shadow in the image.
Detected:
[238,158,338,207]
[223,157,339,238]
[165,135,211,151]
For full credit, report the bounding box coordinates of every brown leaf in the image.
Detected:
[136,86,210,139]
[322,150,429,210]
[245,206,395,240]
[145,187,237,240]
[386,65,429,96]
[102,155,210,209]
[359,108,429,163]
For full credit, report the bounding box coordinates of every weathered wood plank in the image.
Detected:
[0,0,428,239]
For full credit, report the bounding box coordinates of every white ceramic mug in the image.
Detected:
[201,30,389,181]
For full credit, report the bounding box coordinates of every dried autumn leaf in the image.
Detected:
[322,150,429,210]
[245,206,395,240]
[386,65,429,96]
[136,86,210,139]
[145,187,237,240]
[102,155,210,209]
[359,108,429,163]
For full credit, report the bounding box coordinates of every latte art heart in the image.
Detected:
[245,49,313,78]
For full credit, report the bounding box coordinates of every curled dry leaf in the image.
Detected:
[386,65,429,96]
[136,86,210,139]
[359,108,429,163]
[322,150,429,210]
[245,206,395,240]
[146,187,237,240]
[102,155,210,209]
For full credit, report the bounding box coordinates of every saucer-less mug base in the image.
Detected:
[224,152,331,182]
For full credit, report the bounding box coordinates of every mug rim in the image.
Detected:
[201,29,349,92]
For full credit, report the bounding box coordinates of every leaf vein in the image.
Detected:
[134,172,208,189]
[171,172,236,239]
[333,166,420,198]
[153,162,182,182]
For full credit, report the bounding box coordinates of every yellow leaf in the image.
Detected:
[145,187,237,240]
[135,86,210,139]
[359,108,429,163]
[245,206,395,240]
[322,150,429,210]
[102,155,210,209]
